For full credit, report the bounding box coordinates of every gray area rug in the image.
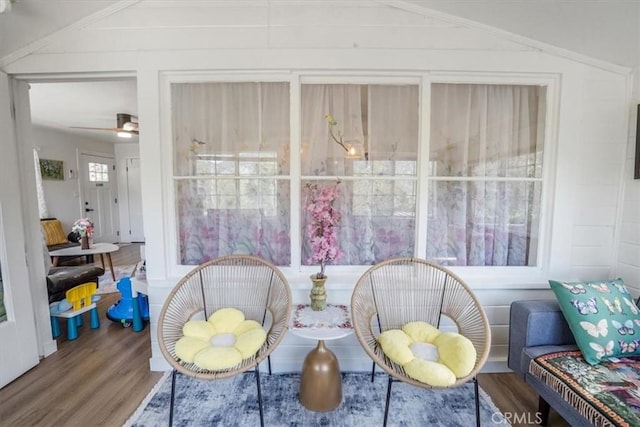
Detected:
[127,372,509,426]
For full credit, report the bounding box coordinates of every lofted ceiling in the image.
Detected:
[1,0,637,145]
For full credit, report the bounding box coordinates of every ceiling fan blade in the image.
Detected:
[70,126,120,132]
[70,126,139,135]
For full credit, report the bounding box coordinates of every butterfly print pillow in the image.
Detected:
[549,278,640,364]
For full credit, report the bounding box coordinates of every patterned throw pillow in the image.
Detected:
[549,278,640,365]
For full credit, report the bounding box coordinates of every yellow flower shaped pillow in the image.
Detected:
[175,307,267,370]
[378,321,476,387]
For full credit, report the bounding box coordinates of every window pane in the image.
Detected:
[172,82,291,266]
[427,83,545,267]
[176,179,290,265]
[172,82,290,176]
[301,84,419,176]
[302,180,415,266]
[430,84,545,178]
[300,83,419,266]
[87,162,109,182]
[426,180,542,266]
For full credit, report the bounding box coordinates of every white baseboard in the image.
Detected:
[149,356,171,371]
[480,360,509,373]
[41,339,58,358]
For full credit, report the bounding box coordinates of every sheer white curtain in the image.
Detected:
[33,148,49,219]
[428,84,544,266]
[173,82,291,265]
[301,84,418,266]
[301,84,364,176]
[172,80,539,268]
[368,85,419,158]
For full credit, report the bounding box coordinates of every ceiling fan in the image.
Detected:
[71,113,139,138]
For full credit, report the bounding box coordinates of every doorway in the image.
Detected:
[21,77,142,371]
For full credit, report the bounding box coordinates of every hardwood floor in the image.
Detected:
[478,373,570,427]
[0,243,162,427]
[0,243,571,426]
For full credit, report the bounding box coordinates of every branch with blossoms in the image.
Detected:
[324,114,349,153]
[305,180,344,279]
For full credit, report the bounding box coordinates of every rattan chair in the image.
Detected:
[158,255,292,427]
[351,257,491,427]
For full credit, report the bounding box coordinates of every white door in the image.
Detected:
[126,158,145,242]
[80,153,119,243]
[0,72,40,388]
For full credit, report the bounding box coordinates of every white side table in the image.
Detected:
[49,242,119,280]
[289,303,353,412]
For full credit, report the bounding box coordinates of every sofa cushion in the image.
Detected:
[549,278,640,364]
[521,344,578,375]
[48,242,80,252]
[47,265,105,303]
[529,350,640,426]
[175,307,267,370]
[378,321,476,387]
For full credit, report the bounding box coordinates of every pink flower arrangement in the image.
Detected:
[72,218,94,237]
[305,181,343,279]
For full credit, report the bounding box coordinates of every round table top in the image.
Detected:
[288,303,353,341]
[49,242,119,257]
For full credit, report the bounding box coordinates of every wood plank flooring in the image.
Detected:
[478,373,570,427]
[0,243,571,426]
[0,243,162,427]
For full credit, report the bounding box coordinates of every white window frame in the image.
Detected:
[421,72,560,285]
[161,71,560,287]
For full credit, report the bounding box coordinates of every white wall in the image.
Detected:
[4,1,636,372]
[614,69,640,294]
[32,126,114,230]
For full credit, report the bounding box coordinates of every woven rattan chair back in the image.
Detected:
[158,255,292,426]
[351,257,491,389]
[158,255,292,379]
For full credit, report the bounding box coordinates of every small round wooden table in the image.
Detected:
[289,303,353,412]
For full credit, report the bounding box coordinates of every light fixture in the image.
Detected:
[344,140,364,159]
[117,131,133,139]
[325,114,364,160]
[122,122,137,132]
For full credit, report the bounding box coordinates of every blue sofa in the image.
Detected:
[509,299,640,426]
[508,300,586,425]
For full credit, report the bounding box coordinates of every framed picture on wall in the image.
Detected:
[39,159,64,180]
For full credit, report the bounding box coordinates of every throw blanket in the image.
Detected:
[530,351,640,427]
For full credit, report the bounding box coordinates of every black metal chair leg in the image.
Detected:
[383,376,393,427]
[169,369,177,427]
[474,377,481,427]
[255,365,264,427]
[268,355,272,375]
[371,361,375,382]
